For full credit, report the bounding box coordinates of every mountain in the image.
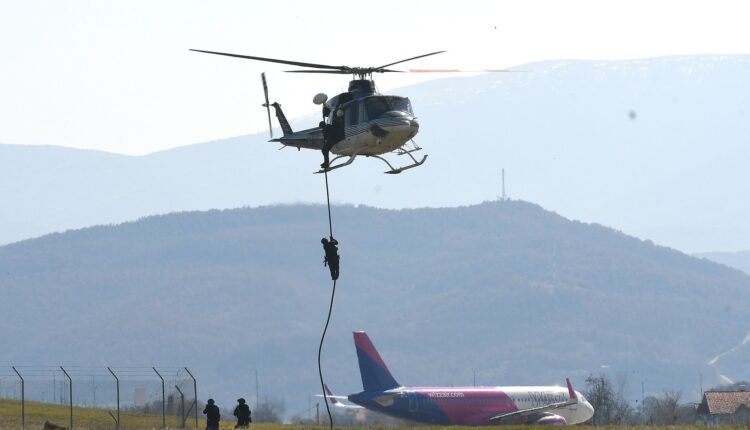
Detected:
[1,201,748,415]
[2,54,750,252]
[695,250,750,275]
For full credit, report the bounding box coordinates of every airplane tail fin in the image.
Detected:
[318,384,364,409]
[353,331,400,392]
[323,384,340,406]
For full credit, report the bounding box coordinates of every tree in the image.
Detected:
[253,396,286,423]
[638,390,684,424]
[584,374,633,425]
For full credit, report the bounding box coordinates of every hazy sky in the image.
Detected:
[2,0,750,155]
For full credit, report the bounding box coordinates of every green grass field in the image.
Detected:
[0,398,197,430]
[0,398,732,430]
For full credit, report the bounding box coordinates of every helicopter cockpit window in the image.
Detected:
[365,97,390,119]
[365,96,414,120]
[388,97,413,115]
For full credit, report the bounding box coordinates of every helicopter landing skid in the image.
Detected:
[370,151,428,174]
[315,155,357,174]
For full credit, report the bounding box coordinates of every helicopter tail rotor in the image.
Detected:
[261,72,273,138]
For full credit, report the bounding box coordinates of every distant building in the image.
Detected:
[134,387,147,407]
[696,390,750,425]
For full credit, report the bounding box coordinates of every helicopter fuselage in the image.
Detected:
[331,106,419,157]
[267,79,427,173]
[272,93,419,157]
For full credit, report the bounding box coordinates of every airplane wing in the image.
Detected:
[488,378,578,424]
[316,384,364,409]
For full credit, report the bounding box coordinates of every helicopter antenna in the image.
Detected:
[501,168,507,201]
[261,73,273,138]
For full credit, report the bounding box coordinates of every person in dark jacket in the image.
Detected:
[321,237,340,280]
[203,399,220,430]
[233,398,251,428]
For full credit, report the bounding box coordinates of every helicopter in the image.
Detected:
[190,49,447,174]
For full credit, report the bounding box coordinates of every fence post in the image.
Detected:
[60,367,73,430]
[184,367,198,428]
[107,411,118,430]
[107,367,120,430]
[153,367,166,429]
[175,385,186,429]
[12,367,24,430]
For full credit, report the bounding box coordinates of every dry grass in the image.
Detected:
[0,398,194,430]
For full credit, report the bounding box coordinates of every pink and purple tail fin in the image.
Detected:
[323,384,340,406]
[566,378,578,401]
[353,331,400,392]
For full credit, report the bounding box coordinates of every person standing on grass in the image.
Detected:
[233,398,251,428]
[203,398,220,430]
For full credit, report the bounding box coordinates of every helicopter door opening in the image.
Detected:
[331,108,345,142]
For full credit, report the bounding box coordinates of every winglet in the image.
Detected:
[566,378,577,402]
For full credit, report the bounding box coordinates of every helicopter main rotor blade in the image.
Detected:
[376,51,447,69]
[284,69,404,74]
[284,70,349,74]
[407,68,521,73]
[190,49,344,71]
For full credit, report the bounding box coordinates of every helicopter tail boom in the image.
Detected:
[270,102,293,136]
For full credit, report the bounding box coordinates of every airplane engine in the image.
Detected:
[532,414,567,425]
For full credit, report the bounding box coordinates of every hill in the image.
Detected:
[1,55,750,252]
[1,201,748,415]
[695,250,750,275]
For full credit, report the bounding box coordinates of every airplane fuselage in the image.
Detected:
[349,386,593,426]
[340,331,595,426]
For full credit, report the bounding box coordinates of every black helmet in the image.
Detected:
[207,399,215,405]
[237,398,246,404]
[321,238,327,244]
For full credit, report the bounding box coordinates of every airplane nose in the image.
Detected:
[583,401,595,422]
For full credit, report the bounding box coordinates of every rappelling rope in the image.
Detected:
[318,168,335,429]
[324,168,333,239]
[318,278,336,429]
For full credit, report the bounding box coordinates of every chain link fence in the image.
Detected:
[0,366,197,430]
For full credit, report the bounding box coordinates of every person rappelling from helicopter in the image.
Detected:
[319,104,333,169]
[319,98,348,170]
[321,237,340,280]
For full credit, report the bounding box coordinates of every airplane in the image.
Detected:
[324,331,595,425]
